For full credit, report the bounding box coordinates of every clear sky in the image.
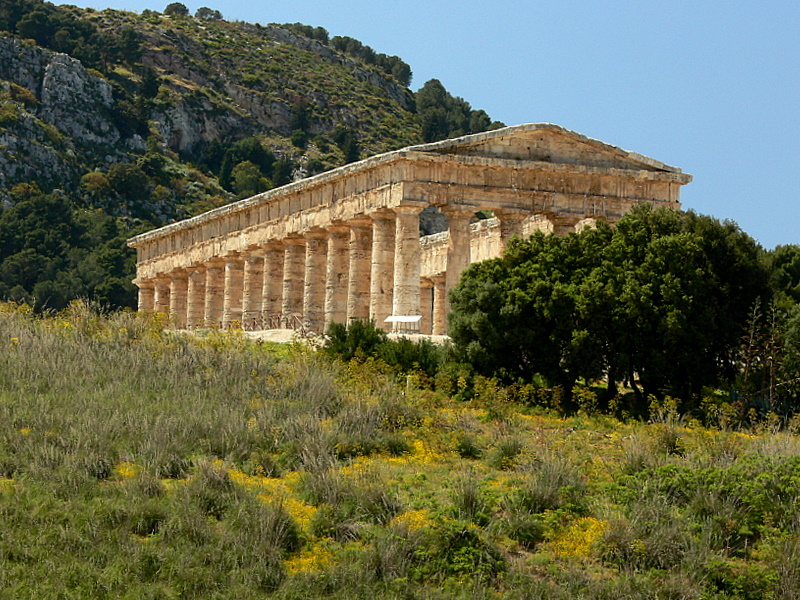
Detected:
[78,0,799,249]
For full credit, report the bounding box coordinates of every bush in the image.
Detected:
[487,437,523,470]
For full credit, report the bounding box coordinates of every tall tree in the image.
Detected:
[449,206,769,410]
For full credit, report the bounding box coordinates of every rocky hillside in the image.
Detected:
[0,1,502,311]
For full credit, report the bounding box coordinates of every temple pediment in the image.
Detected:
[409,123,684,174]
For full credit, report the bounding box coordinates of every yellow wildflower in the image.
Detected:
[285,545,334,575]
[114,462,141,479]
[546,517,609,559]
[390,509,434,532]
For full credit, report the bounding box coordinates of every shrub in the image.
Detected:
[324,320,386,362]
[513,454,588,514]
[186,460,240,519]
[454,432,483,459]
[450,477,494,526]
[487,437,523,470]
[129,501,166,536]
[420,521,506,582]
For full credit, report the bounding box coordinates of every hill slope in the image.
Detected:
[2,303,800,599]
[0,1,502,310]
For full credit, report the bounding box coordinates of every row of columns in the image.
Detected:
[136,205,528,336]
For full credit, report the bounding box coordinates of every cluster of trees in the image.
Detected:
[329,35,413,87]
[201,137,294,198]
[0,185,137,311]
[414,79,504,143]
[448,206,778,413]
[278,22,330,44]
[0,0,142,69]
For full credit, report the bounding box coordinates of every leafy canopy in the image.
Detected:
[448,205,769,406]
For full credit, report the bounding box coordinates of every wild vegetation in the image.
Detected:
[3,301,800,599]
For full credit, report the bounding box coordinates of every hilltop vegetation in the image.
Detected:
[2,302,800,599]
[0,0,503,310]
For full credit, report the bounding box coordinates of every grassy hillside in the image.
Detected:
[2,302,799,599]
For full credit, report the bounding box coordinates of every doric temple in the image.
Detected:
[128,123,692,335]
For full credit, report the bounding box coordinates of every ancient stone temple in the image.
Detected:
[128,123,692,335]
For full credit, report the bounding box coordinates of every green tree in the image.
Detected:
[231,161,270,197]
[195,7,223,20]
[415,79,503,143]
[164,3,189,17]
[768,244,800,306]
[332,125,359,163]
[218,138,275,191]
[449,206,769,410]
[107,162,150,203]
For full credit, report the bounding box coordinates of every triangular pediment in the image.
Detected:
[407,123,683,174]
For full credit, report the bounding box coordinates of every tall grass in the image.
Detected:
[3,302,800,598]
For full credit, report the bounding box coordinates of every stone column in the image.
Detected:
[136,280,155,312]
[186,266,206,329]
[262,241,285,327]
[391,205,424,327]
[347,217,372,323]
[303,229,328,334]
[420,277,433,335]
[169,270,188,328]
[443,206,474,314]
[222,254,245,329]
[495,208,527,252]
[369,209,395,330]
[204,258,225,328]
[242,251,265,330]
[282,237,306,326]
[431,273,447,336]
[153,276,171,315]
[324,223,350,331]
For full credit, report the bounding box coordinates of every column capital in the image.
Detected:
[242,244,265,259]
[264,239,286,251]
[133,278,155,288]
[303,227,328,240]
[327,220,350,234]
[392,204,425,216]
[244,251,264,262]
[223,251,244,262]
[494,207,528,221]
[349,214,373,228]
[546,212,583,235]
[283,235,306,246]
[205,257,226,268]
[441,204,476,218]
[169,268,188,281]
[369,207,396,220]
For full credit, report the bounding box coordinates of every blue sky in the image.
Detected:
[80,0,799,249]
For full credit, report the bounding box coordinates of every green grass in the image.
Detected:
[2,301,800,598]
